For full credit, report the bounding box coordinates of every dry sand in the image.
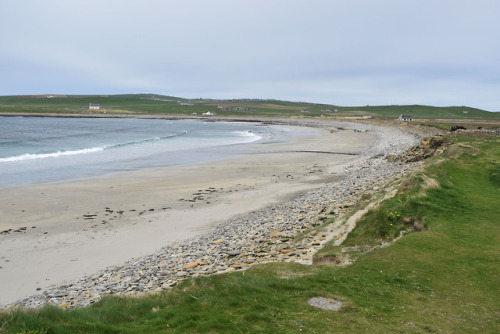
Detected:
[0,123,375,306]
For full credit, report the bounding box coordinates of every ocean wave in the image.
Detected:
[0,131,189,163]
[0,147,106,162]
[106,131,187,149]
[232,130,262,142]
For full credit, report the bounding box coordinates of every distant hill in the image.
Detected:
[0,94,498,119]
[339,104,497,119]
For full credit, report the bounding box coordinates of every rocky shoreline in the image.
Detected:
[7,121,425,309]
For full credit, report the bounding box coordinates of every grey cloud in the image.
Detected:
[1,0,499,110]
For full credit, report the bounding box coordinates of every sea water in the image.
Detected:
[0,117,301,188]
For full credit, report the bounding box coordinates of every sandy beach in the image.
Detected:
[0,120,381,307]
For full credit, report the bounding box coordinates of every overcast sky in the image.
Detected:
[1,1,499,111]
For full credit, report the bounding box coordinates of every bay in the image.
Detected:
[0,117,304,188]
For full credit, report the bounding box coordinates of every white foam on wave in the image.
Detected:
[233,130,262,142]
[0,147,105,162]
[0,130,259,164]
[0,132,190,163]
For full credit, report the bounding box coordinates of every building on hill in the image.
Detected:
[178,101,194,106]
[89,103,100,110]
[398,114,414,121]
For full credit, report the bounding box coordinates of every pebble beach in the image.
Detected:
[2,119,424,309]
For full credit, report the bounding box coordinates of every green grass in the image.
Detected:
[1,137,499,333]
[1,95,499,119]
[413,121,500,132]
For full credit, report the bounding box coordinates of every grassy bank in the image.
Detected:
[1,136,499,333]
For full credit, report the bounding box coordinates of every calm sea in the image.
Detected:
[0,117,303,188]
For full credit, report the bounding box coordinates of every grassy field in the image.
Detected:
[1,134,498,332]
[1,94,499,120]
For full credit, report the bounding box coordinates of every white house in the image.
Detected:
[202,111,217,116]
[398,115,414,121]
[89,103,100,110]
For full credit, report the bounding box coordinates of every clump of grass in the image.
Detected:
[340,179,430,247]
[314,176,431,267]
